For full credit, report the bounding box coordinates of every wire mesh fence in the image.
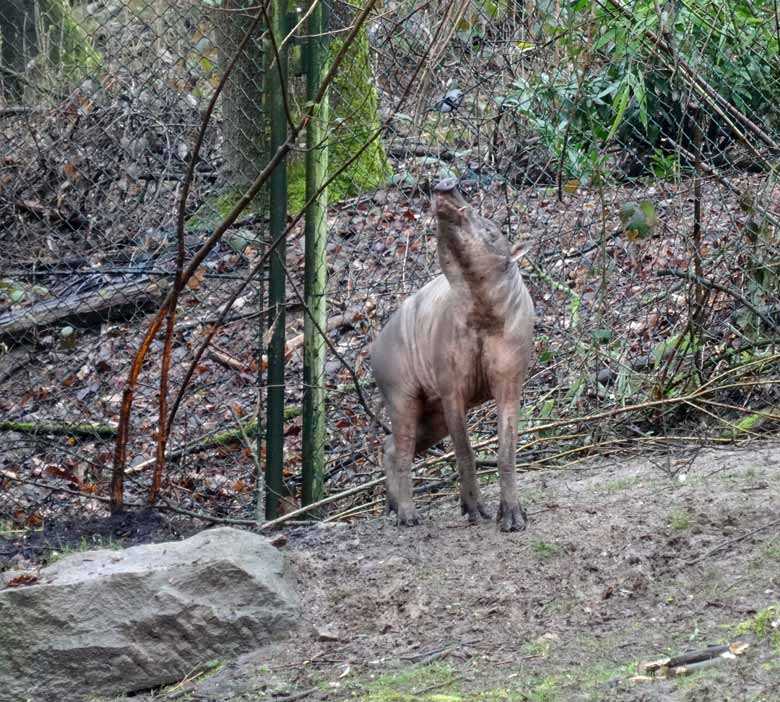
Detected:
[1,0,779,538]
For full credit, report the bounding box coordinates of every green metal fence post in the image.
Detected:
[265,0,289,520]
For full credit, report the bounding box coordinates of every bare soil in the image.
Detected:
[30,441,773,702]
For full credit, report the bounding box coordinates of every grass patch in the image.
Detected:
[345,664,565,702]
[603,476,641,495]
[520,638,555,659]
[667,508,691,531]
[0,520,42,538]
[0,521,23,537]
[530,540,561,560]
[760,539,780,562]
[515,676,559,702]
[735,605,780,648]
[342,662,462,702]
[46,534,121,565]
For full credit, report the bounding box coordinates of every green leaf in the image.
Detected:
[639,199,657,228]
[652,332,692,366]
[9,289,24,304]
[539,398,555,419]
[227,230,255,254]
[592,328,612,343]
[634,71,648,131]
[733,412,764,435]
[605,81,630,143]
[593,28,617,52]
[619,199,656,240]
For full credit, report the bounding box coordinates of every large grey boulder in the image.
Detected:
[0,527,299,702]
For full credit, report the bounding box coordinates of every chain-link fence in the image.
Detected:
[2,0,779,541]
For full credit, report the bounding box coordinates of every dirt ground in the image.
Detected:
[4,442,780,702]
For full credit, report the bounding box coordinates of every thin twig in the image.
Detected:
[657,268,777,330]
[686,518,780,566]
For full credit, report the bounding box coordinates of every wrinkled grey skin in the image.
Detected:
[371,179,535,532]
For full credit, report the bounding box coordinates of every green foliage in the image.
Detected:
[185,186,261,230]
[729,411,767,439]
[761,540,780,563]
[0,279,50,306]
[496,0,780,180]
[530,540,561,560]
[667,508,691,531]
[648,149,681,180]
[735,605,780,647]
[343,662,461,702]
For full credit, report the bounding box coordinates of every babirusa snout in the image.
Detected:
[434,179,468,225]
[434,177,459,194]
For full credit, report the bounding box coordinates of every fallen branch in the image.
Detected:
[285,307,364,355]
[207,346,252,373]
[260,476,386,530]
[126,407,302,475]
[0,419,117,438]
[155,500,258,526]
[0,469,112,502]
[386,142,455,160]
[0,278,166,345]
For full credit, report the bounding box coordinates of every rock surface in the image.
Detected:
[0,527,299,702]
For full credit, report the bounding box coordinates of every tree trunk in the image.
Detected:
[287,0,391,210]
[1,0,38,101]
[213,0,268,186]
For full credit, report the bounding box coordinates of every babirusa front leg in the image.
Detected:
[495,393,527,532]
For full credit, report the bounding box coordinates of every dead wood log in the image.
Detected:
[0,419,117,438]
[126,407,303,476]
[0,277,167,345]
[387,141,455,160]
[207,346,251,373]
